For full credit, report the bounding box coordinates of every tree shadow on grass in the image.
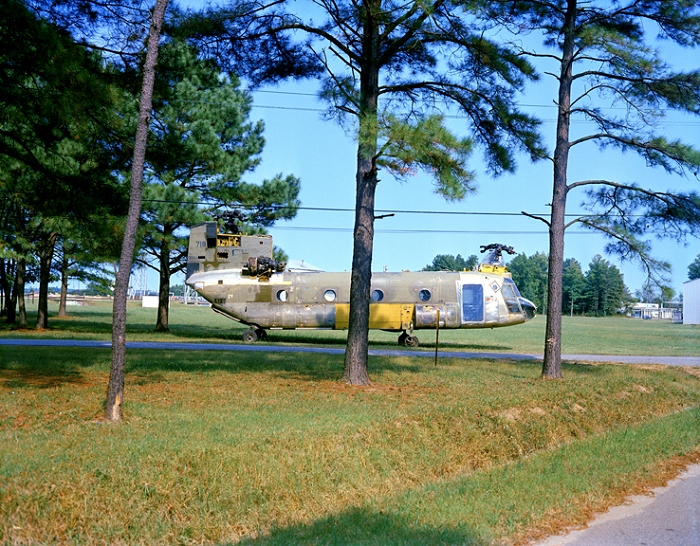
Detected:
[0,346,109,388]
[0,341,539,387]
[228,507,488,546]
[487,360,609,382]
[2,341,603,387]
[124,349,427,382]
[122,348,549,385]
[562,361,609,375]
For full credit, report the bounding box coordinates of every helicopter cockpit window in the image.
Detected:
[371,289,384,302]
[276,289,289,302]
[324,289,337,302]
[501,281,521,314]
[418,289,431,302]
[503,278,522,297]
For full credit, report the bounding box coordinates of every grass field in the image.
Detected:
[1,301,700,545]
[2,299,700,356]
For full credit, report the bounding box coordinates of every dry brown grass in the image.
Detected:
[2,345,700,545]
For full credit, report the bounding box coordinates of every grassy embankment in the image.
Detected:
[1,301,700,545]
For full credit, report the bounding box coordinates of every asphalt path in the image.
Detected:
[533,464,700,546]
[1,338,699,366]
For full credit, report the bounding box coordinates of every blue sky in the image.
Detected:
[227,79,700,298]
[167,2,700,299]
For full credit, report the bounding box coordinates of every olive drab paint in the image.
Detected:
[185,222,536,345]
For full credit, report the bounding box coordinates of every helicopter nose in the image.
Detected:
[519,298,537,321]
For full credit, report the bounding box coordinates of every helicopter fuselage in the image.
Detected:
[185,222,536,344]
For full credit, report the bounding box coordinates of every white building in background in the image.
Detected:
[631,302,665,319]
[683,278,700,325]
[630,302,680,320]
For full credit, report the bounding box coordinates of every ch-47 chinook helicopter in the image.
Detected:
[185,218,536,346]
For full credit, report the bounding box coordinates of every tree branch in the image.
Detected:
[521,210,550,227]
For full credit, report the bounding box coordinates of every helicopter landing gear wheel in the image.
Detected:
[242,329,258,343]
[398,332,419,347]
[405,335,419,347]
[255,328,267,341]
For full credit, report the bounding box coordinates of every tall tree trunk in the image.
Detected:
[106,0,169,422]
[344,144,377,385]
[16,258,27,329]
[58,250,69,317]
[5,259,17,324]
[155,236,170,332]
[36,231,57,329]
[343,0,380,386]
[0,258,10,317]
[542,0,576,379]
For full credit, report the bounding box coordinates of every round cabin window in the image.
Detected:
[418,289,431,302]
[324,289,337,302]
[371,289,384,302]
[276,289,288,302]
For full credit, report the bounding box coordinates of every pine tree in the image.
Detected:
[507,253,549,311]
[583,255,628,316]
[689,255,700,281]
[483,0,700,378]
[107,0,170,422]
[562,258,586,316]
[423,254,478,272]
[138,40,299,332]
[187,0,544,384]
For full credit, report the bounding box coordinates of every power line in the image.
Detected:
[170,95,700,126]
[248,90,698,112]
[243,90,700,125]
[254,104,327,113]
[271,225,594,235]
[253,90,319,97]
[147,199,648,219]
[248,104,700,125]
[141,198,606,218]
[294,206,556,218]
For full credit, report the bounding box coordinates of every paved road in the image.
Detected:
[533,464,700,546]
[1,338,699,366]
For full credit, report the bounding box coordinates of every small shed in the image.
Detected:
[683,278,700,325]
[142,295,159,308]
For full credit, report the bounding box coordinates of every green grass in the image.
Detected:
[2,299,699,356]
[2,343,700,545]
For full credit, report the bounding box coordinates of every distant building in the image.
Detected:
[630,302,676,320]
[684,278,700,325]
[631,302,657,319]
